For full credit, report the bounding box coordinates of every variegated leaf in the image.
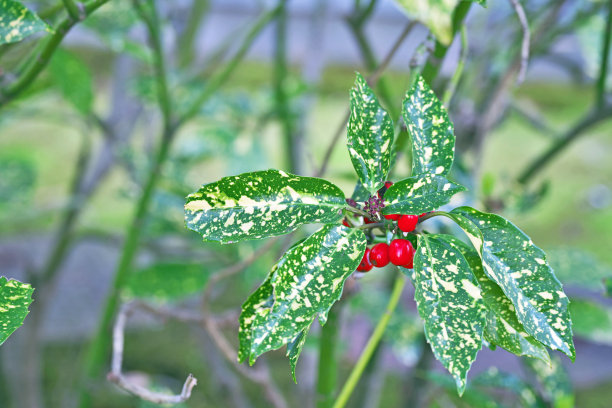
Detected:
[403,75,455,177]
[439,235,550,363]
[0,277,34,346]
[347,73,394,194]
[185,170,345,244]
[445,207,575,360]
[525,356,574,408]
[411,234,486,394]
[286,327,309,382]
[382,174,465,215]
[0,0,51,44]
[239,225,366,375]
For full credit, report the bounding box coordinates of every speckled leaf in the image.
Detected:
[0,277,33,346]
[347,73,394,193]
[382,174,465,215]
[286,327,309,382]
[445,207,575,360]
[403,75,455,176]
[410,234,487,394]
[185,170,346,244]
[525,356,574,408]
[440,235,550,364]
[0,0,51,44]
[239,225,366,373]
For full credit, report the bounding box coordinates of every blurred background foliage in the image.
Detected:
[0,0,611,407]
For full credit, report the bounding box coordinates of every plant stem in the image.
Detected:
[0,0,110,105]
[517,104,612,184]
[596,0,612,108]
[421,2,471,85]
[333,273,406,408]
[62,0,82,20]
[274,0,300,173]
[178,0,210,67]
[317,303,342,408]
[442,26,468,107]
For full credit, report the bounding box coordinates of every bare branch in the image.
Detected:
[108,302,198,404]
[508,0,531,85]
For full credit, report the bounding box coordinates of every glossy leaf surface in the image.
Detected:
[382,174,465,215]
[446,207,575,360]
[0,277,33,346]
[440,235,550,363]
[0,0,50,44]
[347,73,394,193]
[185,170,345,244]
[411,234,486,394]
[403,75,455,177]
[238,225,366,375]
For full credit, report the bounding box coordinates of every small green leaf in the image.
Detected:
[525,356,574,408]
[403,75,456,177]
[382,174,465,215]
[607,278,612,297]
[546,248,612,292]
[392,0,458,45]
[569,298,612,344]
[440,235,550,364]
[0,155,36,209]
[185,170,346,244]
[238,225,366,375]
[0,0,51,44]
[474,368,544,408]
[0,277,33,346]
[49,49,94,115]
[347,73,394,193]
[124,262,210,301]
[445,207,575,360]
[411,234,486,394]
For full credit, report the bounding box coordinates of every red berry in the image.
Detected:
[419,213,427,218]
[389,239,414,267]
[342,219,351,227]
[369,243,389,267]
[357,248,373,272]
[364,217,376,224]
[384,213,400,221]
[398,214,418,232]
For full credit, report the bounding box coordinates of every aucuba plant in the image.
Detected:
[185,73,574,395]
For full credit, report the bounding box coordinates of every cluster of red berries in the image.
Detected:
[357,239,415,272]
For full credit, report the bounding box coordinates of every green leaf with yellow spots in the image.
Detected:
[444,207,575,360]
[0,277,34,346]
[403,75,456,177]
[382,174,465,216]
[525,356,574,408]
[347,73,394,194]
[411,234,487,395]
[185,170,346,244]
[238,224,366,377]
[439,235,551,364]
[0,0,51,44]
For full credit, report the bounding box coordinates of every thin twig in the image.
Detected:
[108,302,198,404]
[508,0,531,85]
[596,0,612,108]
[315,21,416,178]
